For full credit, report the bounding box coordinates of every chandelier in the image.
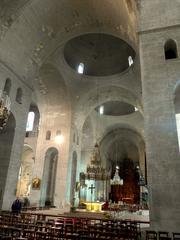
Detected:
[111,166,123,185]
[0,90,11,130]
[80,143,110,181]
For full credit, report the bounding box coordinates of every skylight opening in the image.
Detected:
[77,63,84,74]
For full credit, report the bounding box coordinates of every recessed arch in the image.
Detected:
[95,101,136,116]
[99,127,145,204]
[26,112,35,132]
[40,147,58,207]
[164,39,178,60]
[3,78,11,96]
[99,125,145,177]
[76,86,143,131]
[16,88,23,104]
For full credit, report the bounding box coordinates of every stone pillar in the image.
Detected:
[139,30,180,231]
[1,125,26,210]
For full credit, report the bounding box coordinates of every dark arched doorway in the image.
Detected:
[40,147,58,206]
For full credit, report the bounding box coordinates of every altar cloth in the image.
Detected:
[83,201,105,212]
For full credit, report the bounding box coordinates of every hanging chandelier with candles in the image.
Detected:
[111,165,123,185]
[0,90,11,130]
[80,142,111,181]
[110,141,123,186]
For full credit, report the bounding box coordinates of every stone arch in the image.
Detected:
[0,113,16,208]
[75,86,142,130]
[79,97,144,178]
[40,147,58,207]
[164,39,178,60]
[100,127,145,204]
[70,151,77,204]
[100,126,146,179]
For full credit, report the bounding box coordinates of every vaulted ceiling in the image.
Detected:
[0,0,143,143]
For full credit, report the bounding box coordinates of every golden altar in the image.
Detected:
[83,201,105,212]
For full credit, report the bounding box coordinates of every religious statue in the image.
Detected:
[32,177,41,189]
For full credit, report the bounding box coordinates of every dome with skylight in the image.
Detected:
[95,101,136,116]
[64,33,136,76]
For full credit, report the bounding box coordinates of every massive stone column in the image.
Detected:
[0,98,31,210]
[1,124,26,210]
[139,0,180,231]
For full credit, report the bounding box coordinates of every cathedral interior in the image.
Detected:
[0,0,180,235]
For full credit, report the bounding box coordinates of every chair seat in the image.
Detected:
[173,232,180,240]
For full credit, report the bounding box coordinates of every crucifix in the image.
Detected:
[89,184,95,210]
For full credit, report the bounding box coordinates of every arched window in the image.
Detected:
[128,56,134,66]
[3,78,11,96]
[164,39,178,60]
[46,130,51,140]
[16,88,23,104]
[77,63,84,74]
[99,105,104,115]
[26,112,35,132]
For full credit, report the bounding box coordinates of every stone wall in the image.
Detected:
[139,0,180,231]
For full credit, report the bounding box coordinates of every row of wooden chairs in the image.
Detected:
[0,213,141,240]
[146,230,180,240]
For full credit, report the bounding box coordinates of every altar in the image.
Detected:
[83,201,105,212]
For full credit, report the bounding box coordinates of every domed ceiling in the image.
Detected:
[95,101,135,116]
[64,33,136,76]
